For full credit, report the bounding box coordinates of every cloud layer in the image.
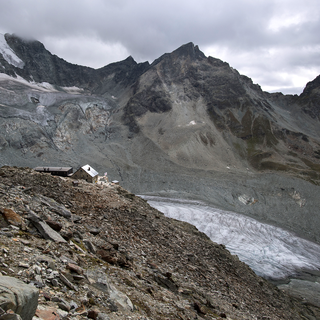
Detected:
[0,0,319,94]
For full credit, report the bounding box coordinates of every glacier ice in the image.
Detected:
[0,34,25,69]
[143,196,320,280]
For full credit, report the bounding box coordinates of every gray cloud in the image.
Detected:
[0,0,319,94]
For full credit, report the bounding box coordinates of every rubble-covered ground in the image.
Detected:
[0,166,319,320]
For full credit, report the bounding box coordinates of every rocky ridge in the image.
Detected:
[0,166,319,320]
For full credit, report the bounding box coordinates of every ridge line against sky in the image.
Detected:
[0,0,319,95]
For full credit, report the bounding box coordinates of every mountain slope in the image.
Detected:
[0,34,320,244]
[1,166,319,319]
[122,42,320,179]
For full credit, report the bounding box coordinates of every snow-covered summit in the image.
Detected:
[0,33,25,69]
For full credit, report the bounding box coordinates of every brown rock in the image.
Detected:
[97,250,117,264]
[45,220,62,231]
[87,309,99,320]
[194,301,206,315]
[35,308,60,320]
[60,229,73,241]
[0,208,22,227]
[66,263,84,275]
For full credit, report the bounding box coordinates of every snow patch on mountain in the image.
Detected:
[0,34,25,69]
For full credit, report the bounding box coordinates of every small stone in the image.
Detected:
[10,226,20,231]
[51,279,59,287]
[19,239,30,245]
[66,263,83,275]
[89,228,100,236]
[59,273,78,291]
[42,291,52,301]
[72,215,82,223]
[194,301,206,315]
[33,265,42,275]
[51,296,62,303]
[60,230,73,241]
[18,263,29,268]
[56,309,68,319]
[58,300,70,312]
[87,309,99,320]
[69,300,78,310]
[45,220,62,232]
[96,313,110,320]
[72,274,85,281]
[83,240,96,253]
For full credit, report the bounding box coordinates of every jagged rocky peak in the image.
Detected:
[0,33,96,88]
[5,33,46,55]
[301,74,320,96]
[167,42,206,60]
[151,42,207,68]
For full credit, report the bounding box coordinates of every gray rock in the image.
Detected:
[0,276,39,320]
[27,210,67,243]
[0,313,23,320]
[83,240,96,254]
[96,313,110,320]
[59,273,78,291]
[57,300,70,312]
[37,195,71,219]
[69,300,78,310]
[86,269,133,312]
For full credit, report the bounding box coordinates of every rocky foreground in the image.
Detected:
[0,166,319,320]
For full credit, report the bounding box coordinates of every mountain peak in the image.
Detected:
[151,42,206,67]
[172,42,206,60]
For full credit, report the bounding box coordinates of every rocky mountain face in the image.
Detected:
[0,33,320,244]
[0,166,320,320]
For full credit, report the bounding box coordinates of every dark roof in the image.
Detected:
[34,167,72,172]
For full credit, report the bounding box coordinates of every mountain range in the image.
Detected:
[0,33,320,244]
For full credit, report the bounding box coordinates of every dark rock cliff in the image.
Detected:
[2,33,150,94]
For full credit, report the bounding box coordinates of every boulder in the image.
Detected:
[0,276,39,320]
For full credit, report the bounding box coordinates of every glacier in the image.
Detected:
[143,196,320,280]
[0,34,25,69]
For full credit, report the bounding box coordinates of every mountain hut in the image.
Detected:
[72,164,99,183]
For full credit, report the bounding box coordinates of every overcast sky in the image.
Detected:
[0,0,319,94]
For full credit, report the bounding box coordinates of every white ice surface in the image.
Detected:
[0,73,84,95]
[143,196,320,280]
[0,34,25,69]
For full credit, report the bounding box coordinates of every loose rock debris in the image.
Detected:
[0,166,319,320]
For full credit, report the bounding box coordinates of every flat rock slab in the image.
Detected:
[0,276,39,320]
